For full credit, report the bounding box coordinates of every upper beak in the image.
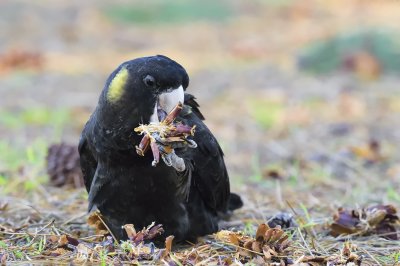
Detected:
[149,85,184,124]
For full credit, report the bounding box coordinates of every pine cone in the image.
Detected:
[46,143,84,188]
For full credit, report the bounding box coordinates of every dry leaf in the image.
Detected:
[87,212,109,236]
[343,51,381,80]
[76,243,92,257]
[0,253,8,264]
[349,140,383,163]
[229,233,240,246]
[255,223,269,242]
[58,235,79,248]
[0,201,8,211]
[123,224,137,239]
[262,169,284,180]
[0,49,44,74]
[165,235,174,253]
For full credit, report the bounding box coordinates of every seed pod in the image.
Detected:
[136,134,150,156]
[163,102,183,125]
[170,124,196,136]
[161,136,186,143]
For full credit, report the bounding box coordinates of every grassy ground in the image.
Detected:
[1,0,400,265]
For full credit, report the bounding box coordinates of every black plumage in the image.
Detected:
[79,55,242,242]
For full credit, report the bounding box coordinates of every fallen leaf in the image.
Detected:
[255,223,268,242]
[165,235,174,253]
[349,139,383,163]
[229,233,240,246]
[262,169,284,180]
[342,51,381,80]
[0,201,8,211]
[0,253,8,264]
[76,243,92,257]
[58,235,79,248]
[0,49,44,74]
[87,211,109,236]
[123,224,137,240]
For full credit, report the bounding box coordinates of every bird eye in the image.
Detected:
[143,75,156,87]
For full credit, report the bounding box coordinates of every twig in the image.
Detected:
[93,212,118,245]
[360,247,382,266]
[297,227,314,257]
[61,212,87,226]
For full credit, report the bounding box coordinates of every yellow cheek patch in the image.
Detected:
[107,67,129,103]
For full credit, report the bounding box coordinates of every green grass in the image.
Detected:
[0,140,49,194]
[103,0,232,25]
[248,98,285,129]
[387,187,400,203]
[298,29,400,74]
[0,106,72,194]
[0,139,47,171]
[0,139,49,194]
[0,107,70,129]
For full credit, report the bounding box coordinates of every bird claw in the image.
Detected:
[161,152,172,167]
[186,139,197,149]
[162,152,185,172]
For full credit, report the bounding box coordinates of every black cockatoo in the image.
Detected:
[79,55,242,242]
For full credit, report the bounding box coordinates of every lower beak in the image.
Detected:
[149,85,184,124]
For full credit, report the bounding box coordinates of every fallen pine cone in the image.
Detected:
[330,204,399,240]
[46,143,84,188]
[216,223,291,264]
[134,102,197,169]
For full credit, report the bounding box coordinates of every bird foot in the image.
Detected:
[161,151,186,172]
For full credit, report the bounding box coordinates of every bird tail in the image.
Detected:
[227,193,243,211]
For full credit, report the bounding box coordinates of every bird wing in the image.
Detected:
[78,132,97,193]
[78,122,113,212]
[86,161,113,212]
[79,138,112,212]
[184,94,205,120]
[182,96,230,212]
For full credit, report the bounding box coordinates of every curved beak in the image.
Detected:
[149,85,184,124]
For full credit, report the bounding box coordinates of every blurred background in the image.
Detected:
[1,0,400,211]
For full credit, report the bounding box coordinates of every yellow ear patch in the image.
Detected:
[107,67,129,103]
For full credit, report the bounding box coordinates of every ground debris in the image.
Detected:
[297,242,362,266]
[331,204,399,240]
[123,222,164,245]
